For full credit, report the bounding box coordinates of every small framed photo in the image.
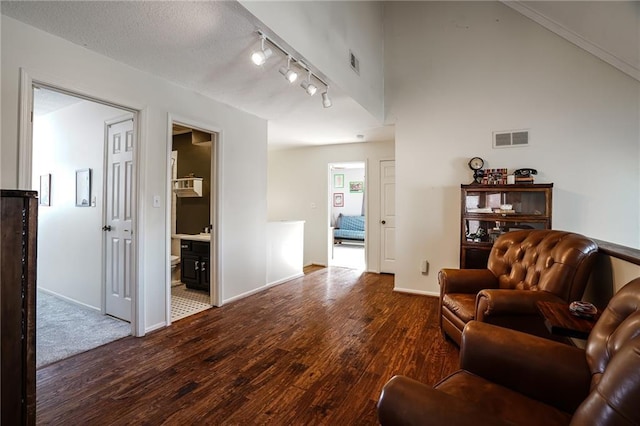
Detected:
[75,168,92,207]
[334,174,344,188]
[333,193,344,207]
[349,181,363,193]
[39,174,51,206]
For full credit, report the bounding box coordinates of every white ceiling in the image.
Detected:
[2,1,393,149]
[33,87,84,117]
[3,1,637,149]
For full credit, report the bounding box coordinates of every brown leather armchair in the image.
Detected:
[378,277,640,426]
[440,230,597,344]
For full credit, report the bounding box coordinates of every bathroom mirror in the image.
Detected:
[75,168,91,207]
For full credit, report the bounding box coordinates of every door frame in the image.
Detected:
[326,160,368,270]
[17,68,144,336]
[165,114,222,325]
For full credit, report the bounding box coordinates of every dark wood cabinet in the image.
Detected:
[180,240,210,292]
[460,183,553,268]
[1,190,37,425]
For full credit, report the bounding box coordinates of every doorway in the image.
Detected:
[167,120,219,323]
[328,162,366,270]
[30,86,134,366]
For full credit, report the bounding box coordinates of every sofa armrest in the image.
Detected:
[475,289,564,320]
[377,375,510,426]
[460,321,591,413]
[439,269,498,295]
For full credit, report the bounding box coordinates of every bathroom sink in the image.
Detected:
[175,233,210,242]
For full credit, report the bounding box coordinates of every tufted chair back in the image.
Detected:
[571,277,640,424]
[487,230,598,302]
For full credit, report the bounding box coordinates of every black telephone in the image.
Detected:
[514,168,538,177]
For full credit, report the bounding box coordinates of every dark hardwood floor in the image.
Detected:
[37,267,459,425]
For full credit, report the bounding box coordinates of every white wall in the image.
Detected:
[32,100,125,309]
[268,140,394,271]
[330,167,365,223]
[2,16,268,332]
[240,1,384,123]
[385,2,640,295]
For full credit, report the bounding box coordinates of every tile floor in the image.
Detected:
[171,284,211,322]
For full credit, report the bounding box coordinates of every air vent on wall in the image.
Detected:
[493,130,529,148]
[349,50,360,75]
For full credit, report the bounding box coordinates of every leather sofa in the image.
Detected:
[440,230,598,344]
[378,277,640,426]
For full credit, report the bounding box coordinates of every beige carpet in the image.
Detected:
[37,291,130,368]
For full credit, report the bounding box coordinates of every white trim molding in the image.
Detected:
[393,287,439,298]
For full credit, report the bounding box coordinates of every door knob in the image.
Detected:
[102,225,112,231]
[381,220,386,225]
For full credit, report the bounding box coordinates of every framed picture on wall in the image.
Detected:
[75,168,92,207]
[334,174,344,188]
[333,193,344,207]
[349,181,363,193]
[39,174,51,206]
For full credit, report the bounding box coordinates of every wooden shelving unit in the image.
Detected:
[460,183,553,268]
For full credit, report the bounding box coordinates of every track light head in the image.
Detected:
[301,80,317,96]
[301,71,317,96]
[251,47,272,66]
[251,36,273,66]
[278,56,298,83]
[321,89,332,108]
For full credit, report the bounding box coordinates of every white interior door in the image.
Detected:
[105,117,134,322]
[380,160,396,274]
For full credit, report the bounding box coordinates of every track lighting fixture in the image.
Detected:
[321,87,332,108]
[301,71,317,96]
[252,30,332,107]
[251,35,273,66]
[278,56,298,83]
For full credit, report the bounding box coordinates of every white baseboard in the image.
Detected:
[223,272,306,305]
[393,287,439,298]
[145,321,167,334]
[267,273,304,288]
[223,285,268,305]
[37,287,101,311]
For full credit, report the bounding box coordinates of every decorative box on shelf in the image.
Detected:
[172,177,203,197]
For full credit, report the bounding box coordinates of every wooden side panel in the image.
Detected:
[1,190,37,426]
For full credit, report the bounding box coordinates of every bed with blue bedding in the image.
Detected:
[334,214,365,244]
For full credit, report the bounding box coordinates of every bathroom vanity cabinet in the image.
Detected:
[180,239,210,292]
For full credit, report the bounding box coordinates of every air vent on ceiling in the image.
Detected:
[493,130,529,148]
[349,50,360,75]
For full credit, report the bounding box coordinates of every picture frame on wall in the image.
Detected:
[334,174,344,188]
[75,168,92,207]
[349,181,364,193]
[39,174,51,206]
[333,193,344,207]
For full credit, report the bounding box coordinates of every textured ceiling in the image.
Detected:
[2,1,393,148]
[33,87,84,117]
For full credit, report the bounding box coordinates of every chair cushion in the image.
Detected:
[436,371,571,426]
[442,293,476,323]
